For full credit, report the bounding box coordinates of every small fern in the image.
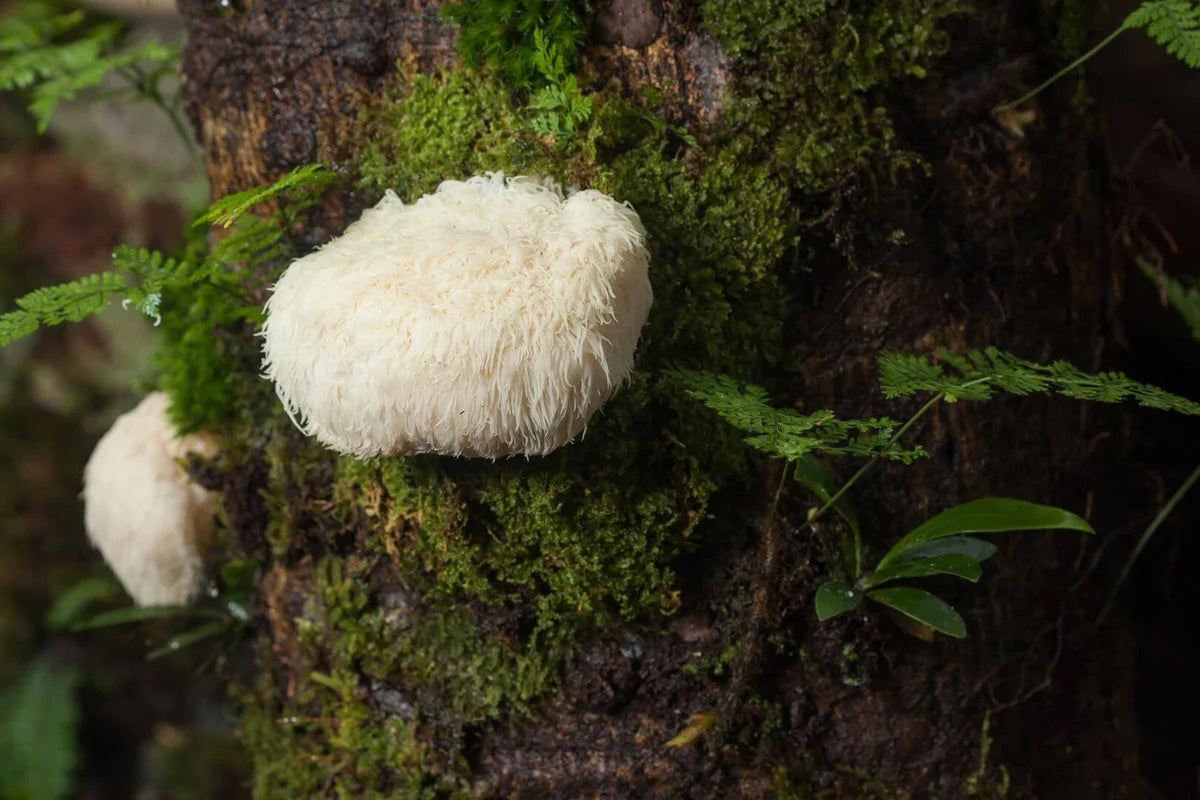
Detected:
[0,1,180,135]
[670,370,928,464]
[1139,257,1200,343]
[997,0,1200,112]
[0,164,334,347]
[0,272,126,344]
[878,347,1200,415]
[1125,0,1200,66]
[193,163,336,229]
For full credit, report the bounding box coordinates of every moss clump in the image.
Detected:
[703,0,960,192]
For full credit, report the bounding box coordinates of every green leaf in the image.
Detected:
[193,163,334,228]
[0,657,79,800]
[876,498,1093,570]
[1124,0,1200,68]
[815,581,863,621]
[867,587,966,639]
[896,536,998,563]
[71,603,220,630]
[146,620,231,660]
[867,554,983,587]
[44,576,122,630]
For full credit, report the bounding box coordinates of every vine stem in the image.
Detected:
[1094,458,1200,626]
[994,25,1127,113]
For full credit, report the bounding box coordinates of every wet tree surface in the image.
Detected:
[173,0,1189,796]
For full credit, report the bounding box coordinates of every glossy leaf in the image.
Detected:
[867,554,983,587]
[895,536,998,564]
[815,581,863,621]
[876,498,1093,570]
[867,587,966,639]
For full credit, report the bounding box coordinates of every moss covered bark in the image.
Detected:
[178,0,1140,796]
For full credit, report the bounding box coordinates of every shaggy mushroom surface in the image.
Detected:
[262,173,653,458]
[82,392,216,605]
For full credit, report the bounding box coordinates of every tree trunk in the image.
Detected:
[179,0,1146,796]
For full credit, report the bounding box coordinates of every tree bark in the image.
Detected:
[180,1,1147,796]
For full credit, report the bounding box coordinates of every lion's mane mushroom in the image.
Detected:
[82,392,216,606]
[262,173,653,458]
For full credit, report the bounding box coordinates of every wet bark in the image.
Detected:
[179,1,1148,796]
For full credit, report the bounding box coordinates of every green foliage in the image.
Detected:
[1124,0,1200,67]
[0,657,79,800]
[70,559,257,665]
[1139,257,1200,343]
[671,369,927,463]
[0,1,178,133]
[0,272,126,345]
[193,163,335,229]
[816,499,1093,639]
[878,346,1200,414]
[1,163,332,433]
[527,27,593,139]
[441,0,585,91]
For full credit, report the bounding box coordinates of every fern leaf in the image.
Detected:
[1138,257,1200,343]
[0,5,84,53]
[0,3,177,132]
[879,346,1200,415]
[193,163,335,228]
[1124,0,1200,68]
[27,41,177,132]
[671,369,926,463]
[0,272,127,345]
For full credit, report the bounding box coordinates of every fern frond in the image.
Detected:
[1138,257,1200,343]
[671,369,927,463]
[1124,0,1200,67]
[0,4,84,52]
[0,3,177,132]
[878,346,1200,415]
[0,271,126,345]
[193,163,335,228]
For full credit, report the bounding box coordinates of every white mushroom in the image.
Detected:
[261,173,653,458]
[82,392,216,606]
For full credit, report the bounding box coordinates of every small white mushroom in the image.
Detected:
[82,392,216,606]
[262,173,653,458]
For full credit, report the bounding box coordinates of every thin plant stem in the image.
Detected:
[994,26,1127,112]
[806,393,944,532]
[1095,459,1200,625]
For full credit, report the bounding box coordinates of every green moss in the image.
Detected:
[703,0,960,192]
